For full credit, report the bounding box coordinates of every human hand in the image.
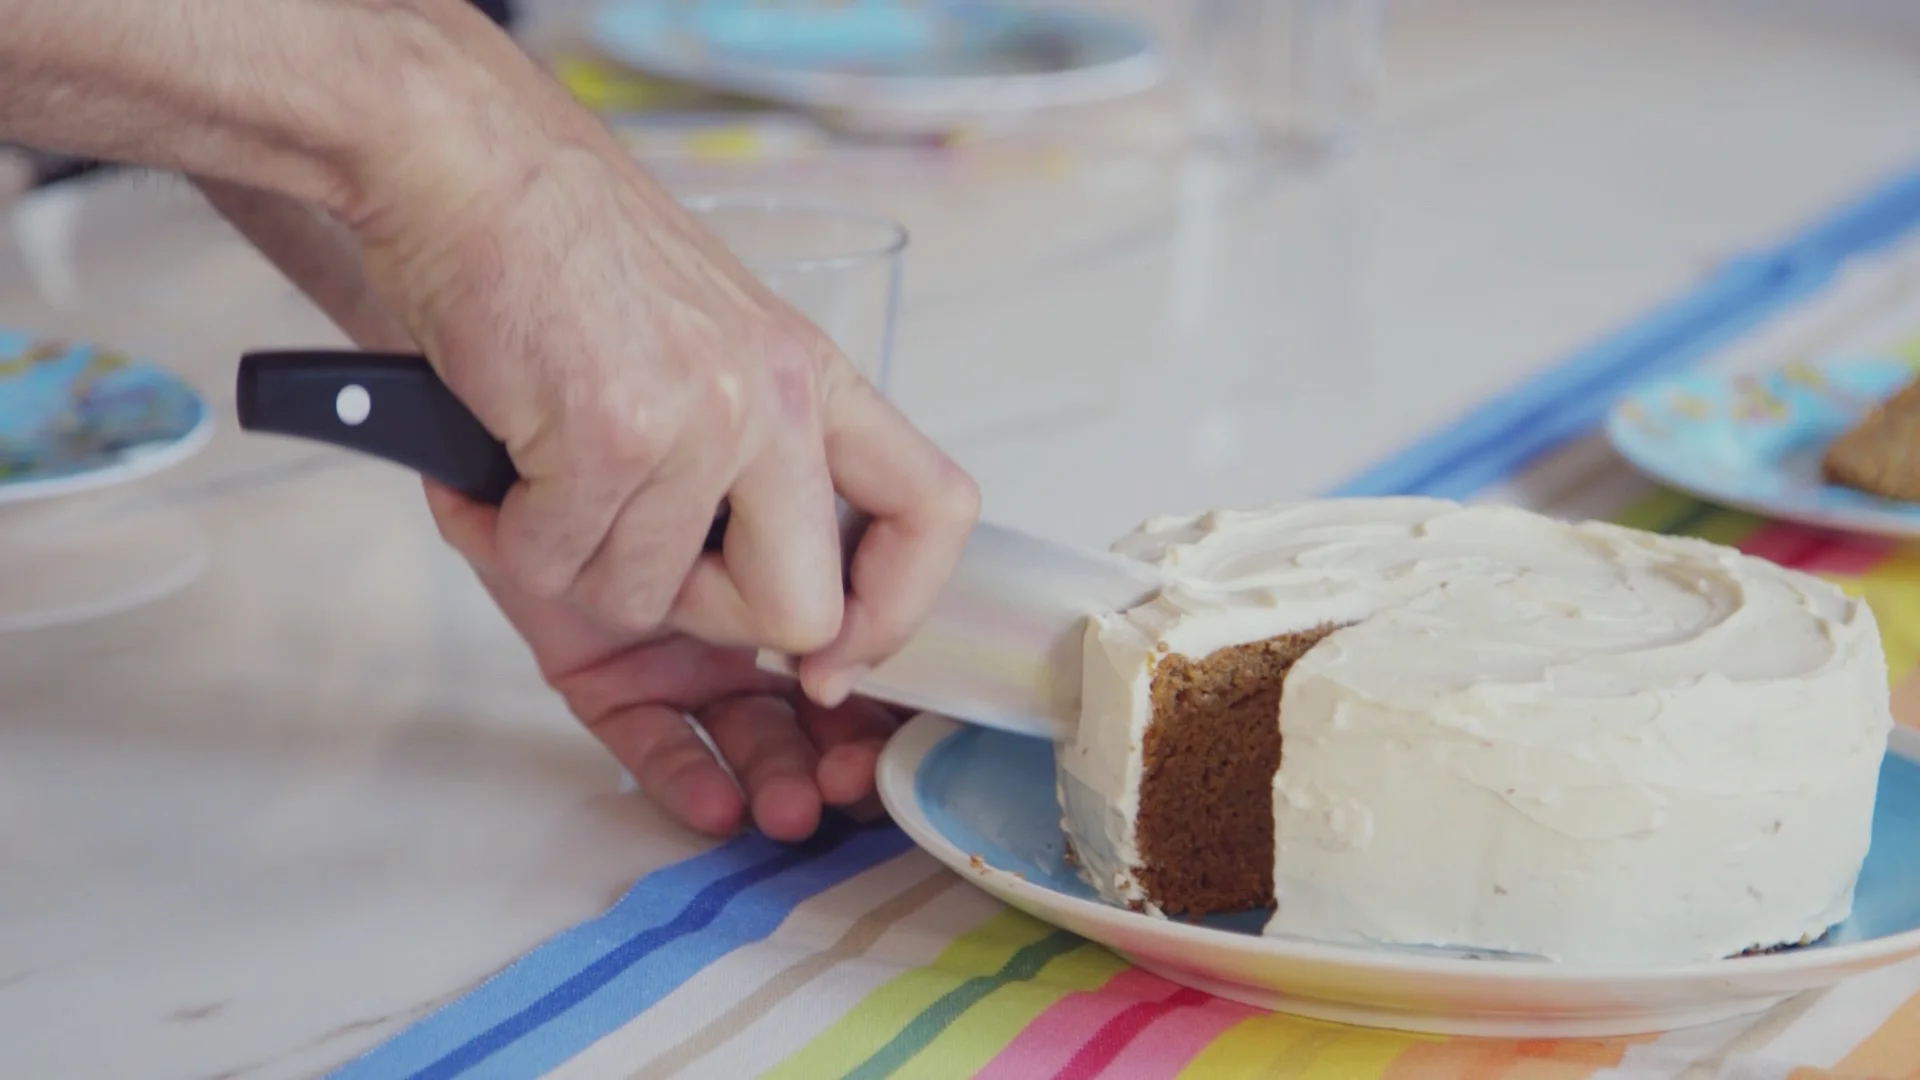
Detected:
[337,17,978,705]
[461,548,904,839]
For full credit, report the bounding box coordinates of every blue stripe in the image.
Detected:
[1332,159,1920,500]
[461,825,912,1080]
[327,817,910,1080]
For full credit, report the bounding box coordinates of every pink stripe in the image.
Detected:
[973,970,1178,1080]
[1738,522,1893,576]
[1055,988,1213,1080]
[1790,537,1895,576]
[1738,522,1829,567]
[1086,995,1263,1079]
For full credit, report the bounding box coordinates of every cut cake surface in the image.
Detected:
[1133,626,1339,917]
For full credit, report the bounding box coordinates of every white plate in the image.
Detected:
[588,0,1164,133]
[877,714,1920,1038]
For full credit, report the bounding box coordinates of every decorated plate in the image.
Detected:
[877,714,1920,1038]
[1605,356,1920,537]
[0,331,212,504]
[588,0,1163,132]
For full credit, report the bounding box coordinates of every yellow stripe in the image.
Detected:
[1889,332,1920,369]
[1835,572,1920,684]
[888,944,1129,1080]
[1176,1015,1332,1079]
[1298,1027,1440,1078]
[762,909,1053,1080]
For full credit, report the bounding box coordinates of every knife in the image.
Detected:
[233,349,1165,741]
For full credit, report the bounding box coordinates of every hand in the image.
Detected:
[338,23,979,706]
[463,548,904,839]
[195,164,963,843]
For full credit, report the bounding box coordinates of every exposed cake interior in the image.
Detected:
[1134,625,1341,916]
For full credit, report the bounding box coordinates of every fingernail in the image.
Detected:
[821,665,870,707]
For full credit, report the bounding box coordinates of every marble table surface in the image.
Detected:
[6,1,1920,1075]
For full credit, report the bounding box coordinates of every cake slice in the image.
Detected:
[1825,377,1920,500]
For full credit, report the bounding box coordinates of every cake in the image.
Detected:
[1056,497,1893,966]
[1824,376,1920,500]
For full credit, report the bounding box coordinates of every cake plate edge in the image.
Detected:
[877,713,1920,1038]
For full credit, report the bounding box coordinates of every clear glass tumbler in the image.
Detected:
[680,195,908,393]
[1184,0,1388,158]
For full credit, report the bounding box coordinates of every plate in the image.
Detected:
[588,0,1163,133]
[1605,356,1920,538]
[0,332,212,504]
[877,714,1920,1037]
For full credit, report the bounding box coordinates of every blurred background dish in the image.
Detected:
[0,330,211,505]
[586,0,1165,135]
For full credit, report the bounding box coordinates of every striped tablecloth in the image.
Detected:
[326,166,1920,1078]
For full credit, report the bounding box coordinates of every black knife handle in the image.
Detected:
[237,350,521,504]
[235,349,731,551]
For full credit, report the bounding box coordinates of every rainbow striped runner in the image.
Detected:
[327,163,1920,1078]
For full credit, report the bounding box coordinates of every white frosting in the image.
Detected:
[1057,497,1893,965]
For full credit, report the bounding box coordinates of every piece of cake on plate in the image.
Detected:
[1825,377,1920,500]
[1057,497,1892,966]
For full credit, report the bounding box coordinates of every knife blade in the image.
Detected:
[234,349,1164,740]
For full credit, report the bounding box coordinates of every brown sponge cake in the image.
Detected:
[1133,627,1338,916]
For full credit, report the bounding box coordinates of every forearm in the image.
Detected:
[0,0,513,222]
[195,178,416,352]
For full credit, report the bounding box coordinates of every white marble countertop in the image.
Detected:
[6,1,1920,1076]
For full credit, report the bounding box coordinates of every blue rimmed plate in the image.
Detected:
[877,714,1920,1037]
[0,331,212,504]
[1605,356,1920,538]
[588,0,1163,132]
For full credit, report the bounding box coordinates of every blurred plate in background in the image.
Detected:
[0,331,211,504]
[588,0,1163,133]
[1606,356,1920,539]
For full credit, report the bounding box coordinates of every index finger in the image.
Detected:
[796,363,980,707]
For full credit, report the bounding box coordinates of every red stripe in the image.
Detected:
[1731,520,1905,577]
[1738,522,1834,569]
[1052,987,1213,1080]
[1721,520,1894,577]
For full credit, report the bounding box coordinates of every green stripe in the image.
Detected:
[841,931,1082,1080]
[1613,489,1761,543]
[1654,497,1725,538]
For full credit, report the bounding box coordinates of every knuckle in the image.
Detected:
[760,595,842,655]
[577,389,674,470]
[511,558,575,602]
[934,460,983,525]
[605,578,677,631]
[495,535,576,601]
[758,319,833,405]
[691,367,750,447]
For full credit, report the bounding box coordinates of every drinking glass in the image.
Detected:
[681,194,907,392]
[1184,0,1388,158]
